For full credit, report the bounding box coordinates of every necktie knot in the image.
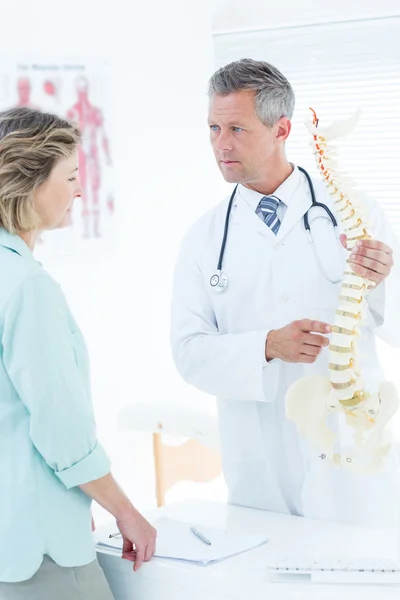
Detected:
[257,195,281,234]
[259,195,279,213]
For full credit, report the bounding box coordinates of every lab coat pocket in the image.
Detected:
[292,231,344,315]
[289,275,342,323]
[293,299,337,325]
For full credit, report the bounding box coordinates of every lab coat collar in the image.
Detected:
[237,163,300,212]
[275,166,312,240]
[233,188,275,240]
[233,165,312,241]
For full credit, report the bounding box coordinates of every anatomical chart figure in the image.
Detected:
[0,61,114,252]
[66,75,114,239]
[15,77,40,110]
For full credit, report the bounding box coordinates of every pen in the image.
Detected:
[108,532,122,539]
[190,526,212,546]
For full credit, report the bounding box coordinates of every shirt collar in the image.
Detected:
[237,164,301,212]
[0,227,34,259]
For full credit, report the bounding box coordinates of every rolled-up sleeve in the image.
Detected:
[2,274,111,489]
[55,441,110,489]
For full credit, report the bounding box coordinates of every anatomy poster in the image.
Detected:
[0,59,114,256]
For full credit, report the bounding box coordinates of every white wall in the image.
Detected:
[213,0,400,32]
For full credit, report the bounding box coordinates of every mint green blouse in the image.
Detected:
[0,228,111,582]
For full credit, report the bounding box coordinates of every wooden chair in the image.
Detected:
[118,398,222,506]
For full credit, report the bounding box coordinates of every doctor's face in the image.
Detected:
[208,91,290,185]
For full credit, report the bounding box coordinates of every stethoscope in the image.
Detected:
[209,166,341,292]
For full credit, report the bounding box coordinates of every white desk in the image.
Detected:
[96,500,400,600]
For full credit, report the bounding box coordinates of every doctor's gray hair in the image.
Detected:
[208,58,295,127]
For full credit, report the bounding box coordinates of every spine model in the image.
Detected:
[285,109,399,472]
[310,107,371,415]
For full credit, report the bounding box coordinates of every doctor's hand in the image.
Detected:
[117,506,157,572]
[340,234,394,287]
[265,319,331,364]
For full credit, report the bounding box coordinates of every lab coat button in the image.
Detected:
[280,294,290,304]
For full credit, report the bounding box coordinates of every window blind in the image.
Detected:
[214,16,400,235]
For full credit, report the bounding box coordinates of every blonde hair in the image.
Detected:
[0,107,81,233]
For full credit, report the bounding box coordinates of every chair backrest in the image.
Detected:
[153,432,222,507]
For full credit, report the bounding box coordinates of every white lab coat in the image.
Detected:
[170,167,400,529]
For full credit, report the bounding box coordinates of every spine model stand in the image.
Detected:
[285,108,399,473]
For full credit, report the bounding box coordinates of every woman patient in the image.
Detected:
[0,107,156,600]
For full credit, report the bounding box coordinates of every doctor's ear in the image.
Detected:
[274,117,291,143]
[340,234,347,250]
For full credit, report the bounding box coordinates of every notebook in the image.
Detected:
[97,517,269,566]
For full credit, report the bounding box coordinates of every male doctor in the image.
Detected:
[170,59,400,528]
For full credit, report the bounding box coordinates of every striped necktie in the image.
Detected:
[256,195,281,235]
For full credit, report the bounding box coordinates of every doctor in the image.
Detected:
[170,58,400,528]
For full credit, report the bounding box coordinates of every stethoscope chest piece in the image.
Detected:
[210,270,228,292]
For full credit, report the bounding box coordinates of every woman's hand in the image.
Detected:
[80,473,157,571]
[117,507,157,571]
